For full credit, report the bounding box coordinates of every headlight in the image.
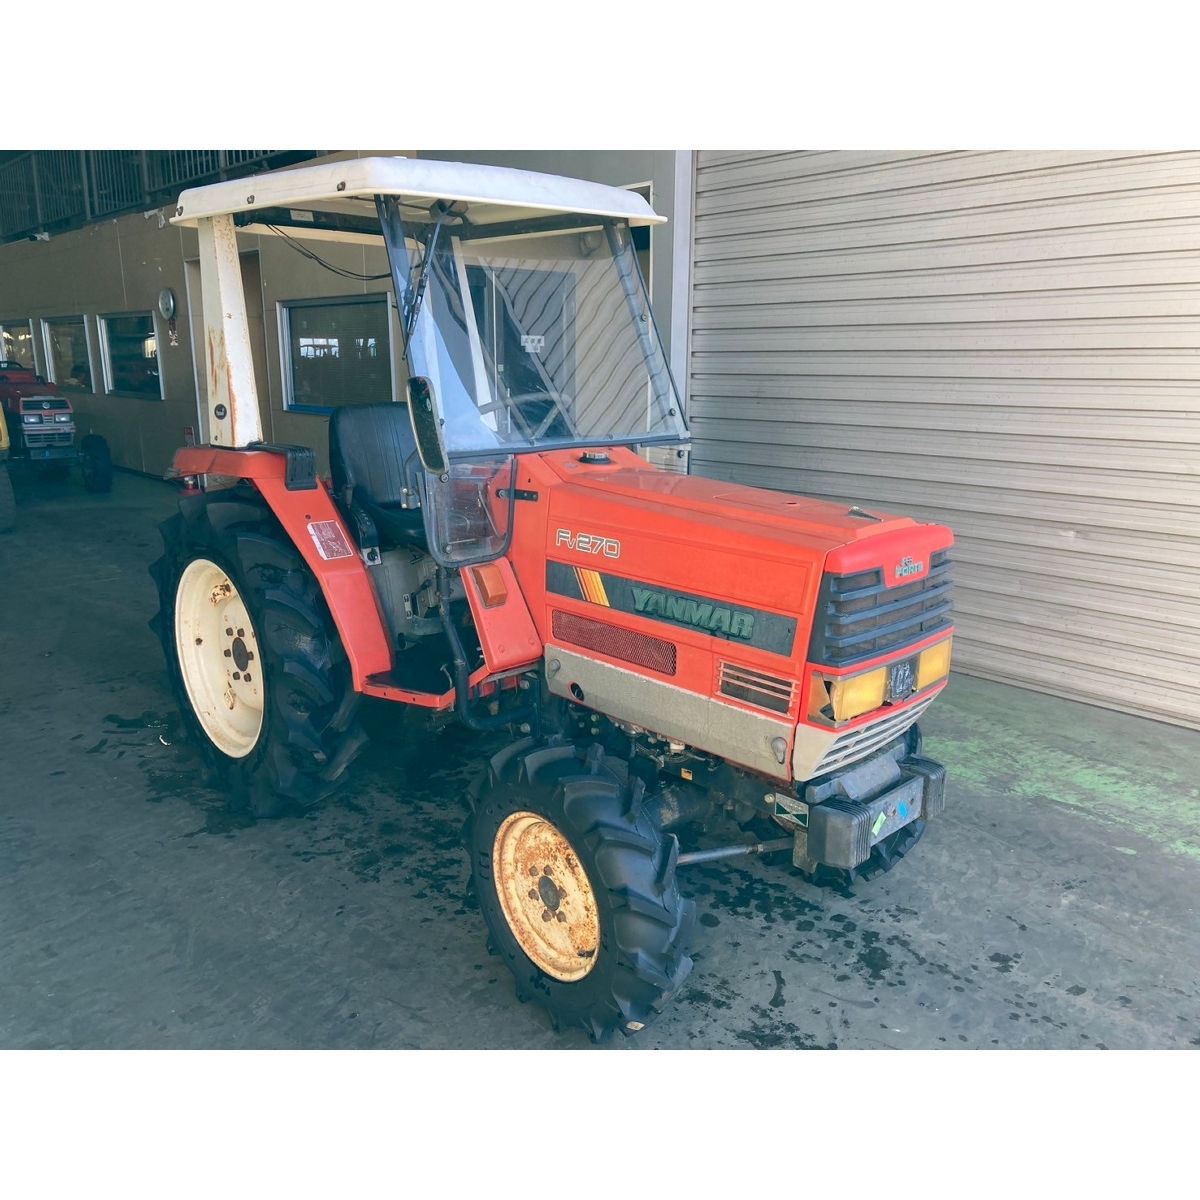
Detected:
[22,413,42,424]
[917,637,952,690]
[809,665,887,724]
[828,668,887,722]
[808,637,953,726]
[54,413,72,423]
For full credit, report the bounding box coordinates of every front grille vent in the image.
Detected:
[718,662,795,714]
[809,549,954,668]
[21,396,69,411]
[24,430,74,447]
[812,695,936,777]
[552,610,677,676]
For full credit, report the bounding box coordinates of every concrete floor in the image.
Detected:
[2,466,1199,1050]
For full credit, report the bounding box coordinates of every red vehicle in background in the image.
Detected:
[0,361,113,498]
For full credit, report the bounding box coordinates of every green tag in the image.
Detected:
[872,811,888,837]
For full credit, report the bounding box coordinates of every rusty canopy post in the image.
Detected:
[196,213,262,448]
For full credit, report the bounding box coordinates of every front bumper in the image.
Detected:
[25,444,79,461]
[776,738,946,872]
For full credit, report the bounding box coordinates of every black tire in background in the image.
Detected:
[149,487,367,817]
[470,742,695,1040]
[80,434,113,493]
[0,463,14,532]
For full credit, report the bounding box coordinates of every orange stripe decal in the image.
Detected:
[575,567,610,606]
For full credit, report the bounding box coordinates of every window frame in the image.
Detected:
[278,292,396,415]
[98,310,164,399]
[40,315,97,392]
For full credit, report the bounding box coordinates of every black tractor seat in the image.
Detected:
[329,403,427,551]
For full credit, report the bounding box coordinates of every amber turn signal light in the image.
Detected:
[471,564,508,608]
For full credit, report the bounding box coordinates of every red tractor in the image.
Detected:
[150,159,954,1039]
[0,362,113,502]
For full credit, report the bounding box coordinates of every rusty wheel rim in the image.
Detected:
[174,557,265,759]
[493,811,600,983]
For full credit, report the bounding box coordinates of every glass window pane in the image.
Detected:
[45,318,92,389]
[1,320,35,369]
[103,313,160,396]
[286,298,391,409]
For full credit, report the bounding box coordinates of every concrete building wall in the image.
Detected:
[0,214,202,475]
[0,149,681,478]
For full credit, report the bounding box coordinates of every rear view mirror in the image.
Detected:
[406,376,448,475]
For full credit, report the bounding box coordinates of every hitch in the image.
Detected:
[676,837,794,866]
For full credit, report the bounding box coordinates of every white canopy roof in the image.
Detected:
[172,155,666,228]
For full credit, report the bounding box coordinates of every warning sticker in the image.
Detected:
[307,520,355,561]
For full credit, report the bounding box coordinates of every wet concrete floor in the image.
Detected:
[2,468,1199,1049]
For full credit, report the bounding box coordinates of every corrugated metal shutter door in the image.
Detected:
[689,151,1200,729]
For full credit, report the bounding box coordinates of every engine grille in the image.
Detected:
[809,549,954,668]
[811,694,936,777]
[21,396,70,411]
[552,610,677,676]
[718,662,795,714]
[24,430,74,447]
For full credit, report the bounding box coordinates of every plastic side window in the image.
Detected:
[423,455,518,567]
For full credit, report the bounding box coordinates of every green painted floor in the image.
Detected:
[928,674,1200,862]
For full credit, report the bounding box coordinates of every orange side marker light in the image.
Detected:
[471,564,509,608]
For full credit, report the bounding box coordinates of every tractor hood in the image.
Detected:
[0,367,65,409]
[538,448,954,625]
[546,450,941,553]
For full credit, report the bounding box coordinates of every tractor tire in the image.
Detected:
[80,434,113,493]
[149,488,366,817]
[0,463,14,532]
[470,741,695,1040]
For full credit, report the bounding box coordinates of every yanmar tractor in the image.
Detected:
[150,158,955,1039]
[0,361,113,499]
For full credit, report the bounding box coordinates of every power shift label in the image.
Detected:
[307,521,355,561]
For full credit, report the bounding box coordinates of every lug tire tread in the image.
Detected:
[471,742,694,1041]
[149,489,365,817]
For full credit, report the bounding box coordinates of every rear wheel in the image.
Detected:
[149,489,367,817]
[470,742,695,1040]
[80,434,113,493]
[0,463,14,532]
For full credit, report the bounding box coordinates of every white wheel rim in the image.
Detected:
[174,557,265,759]
[493,811,600,983]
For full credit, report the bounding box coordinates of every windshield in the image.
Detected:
[380,200,688,456]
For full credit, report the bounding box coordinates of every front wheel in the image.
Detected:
[80,434,113,493]
[470,743,695,1040]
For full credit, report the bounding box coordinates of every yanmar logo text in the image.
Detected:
[555,528,621,558]
[632,587,755,639]
[894,556,925,579]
